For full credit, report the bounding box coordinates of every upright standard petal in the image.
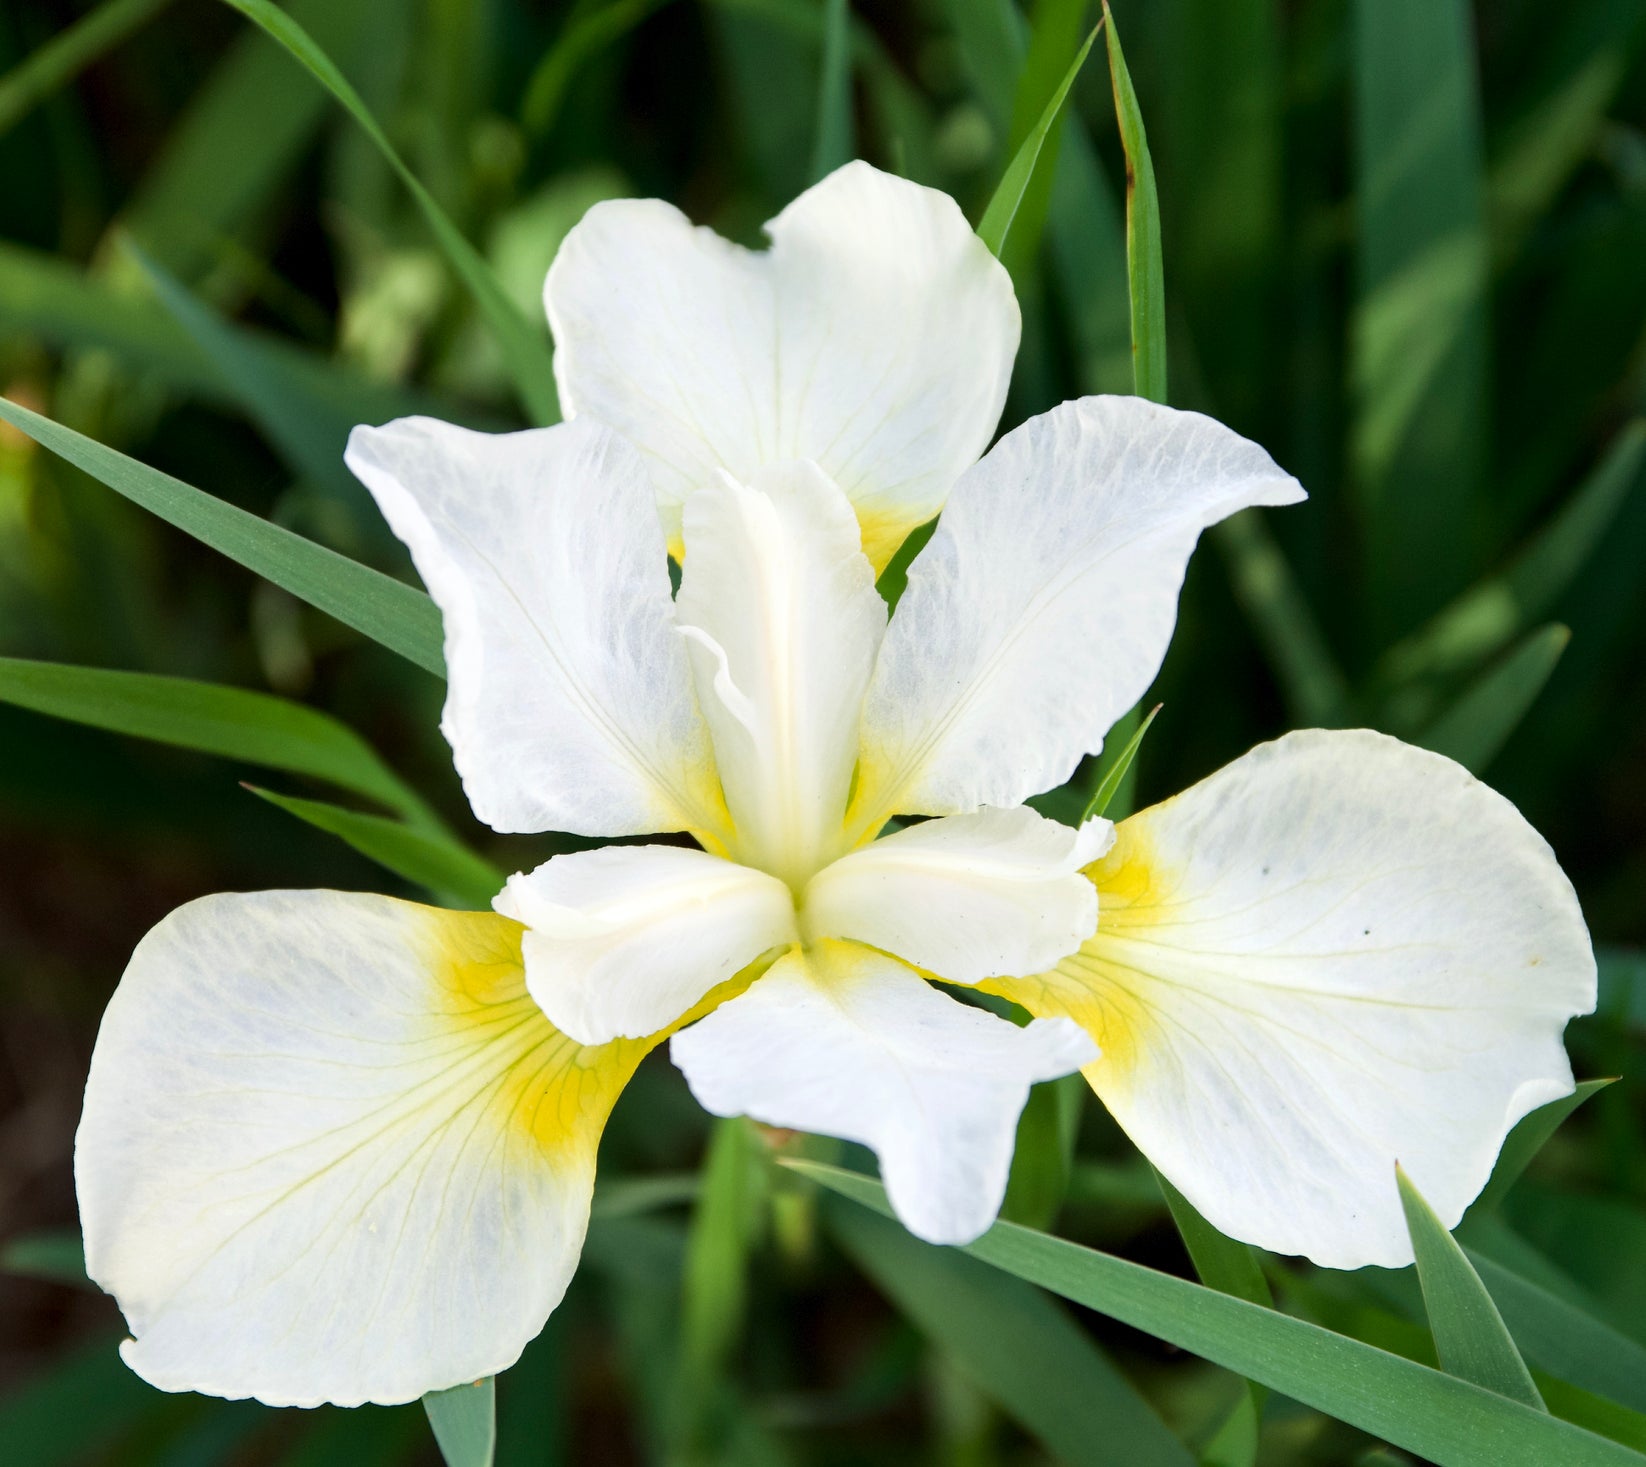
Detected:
[802,807,1111,984]
[986,730,1596,1269]
[76,892,649,1407]
[346,416,726,842]
[853,397,1304,830]
[497,844,797,1047]
[671,942,1094,1245]
[545,161,1020,569]
[675,461,886,883]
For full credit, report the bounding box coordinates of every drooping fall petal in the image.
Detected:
[77,892,648,1407]
[985,730,1596,1269]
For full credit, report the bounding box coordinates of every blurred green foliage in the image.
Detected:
[0,0,1643,1463]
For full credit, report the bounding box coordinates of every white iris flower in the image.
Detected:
[75,163,1595,1409]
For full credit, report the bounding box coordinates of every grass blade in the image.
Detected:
[1463,1238,1646,1415]
[247,787,501,907]
[1211,512,1351,727]
[1102,1,1164,405]
[422,1378,495,1467]
[0,656,433,822]
[1082,702,1160,821]
[1373,421,1645,706]
[791,1162,1646,1467]
[521,0,672,139]
[1351,0,1489,629]
[0,396,445,677]
[808,0,853,182]
[0,1230,89,1287]
[1414,623,1569,774]
[1398,1166,1544,1409]
[0,0,173,139]
[1472,1079,1614,1214]
[827,1197,1196,1467]
[218,0,557,425]
[976,26,1097,261]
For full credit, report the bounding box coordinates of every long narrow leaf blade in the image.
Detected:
[791,1162,1644,1467]
[828,1197,1196,1467]
[1397,1166,1544,1409]
[0,396,444,676]
[423,1378,495,1467]
[247,787,500,907]
[1082,703,1160,821]
[976,27,1097,260]
[0,0,173,138]
[1102,2,1164,405]
[0,656,428,819]
[218,0,557,424]
[1472,1079,1614,1214]
[808,0,854,182]
[1415,623,1569,774]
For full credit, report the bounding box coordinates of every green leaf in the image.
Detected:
[1211,511,1350,727]
[1397,1166,1544,1410]
[1102,1,1165,405]
[118,0,401,279]
[1414,623,1569,775]
[791,1162,1646,1467]
[0,0,173,139]
[422,1377,495,1467]
[0,239,465,433]
[128,244,363,503]
[246,787,500,908]
[1081,702,1160,822]
[1000,1073,1082,1231]
[672,1117,767,1452]
[976,26,1097,260]
[217,0,557,425]
[1351,0,1489,630]
[1472,1079,1614,1214]
[808,0,854,182]
[1373,421,1645,710]
[1463,1234,1646,1416]
[0,1334,176,1467]
[0,1229,89,1287]
[521,0,672,138]
[826,1196,1196,1467]
[1154,1171,1271,1311]
[0,656,435,823]
[1154,1168,1271,1465]
[0,396,444,677]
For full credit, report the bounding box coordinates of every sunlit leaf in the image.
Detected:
[422,1378,495,1467]
[808,0,854,182]
[0,396,445,677]
[1398,1166,1544,1409]
[792,1162,1645,1467]
[0,656,436,823]
[976,26,1097,260]
[1101,1,1164,406]
[246,787,500,907]
[827,1196,1196,1467]
[217,0,557,424]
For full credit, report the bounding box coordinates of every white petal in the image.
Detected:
[545,161,1019,569]
[853,397,1304,828]
[496,845,797,1047]
[346,416,726,842]
[76,892,649,1407]
[670,942,1095,1245]
[675,462,886,883]
[986,730,1596,1269]
[803,808,1111,983]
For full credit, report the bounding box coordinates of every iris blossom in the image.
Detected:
[75,164,1595,1408]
